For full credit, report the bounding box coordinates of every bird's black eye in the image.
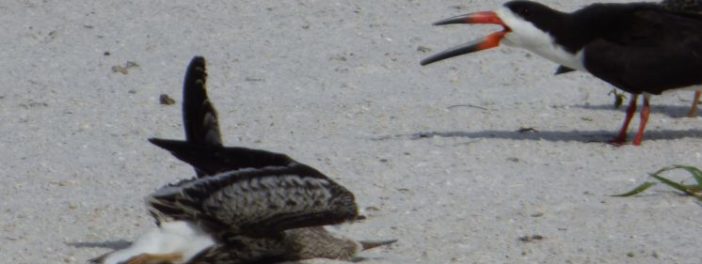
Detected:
[517,7,530,17]
[506,1,540,19]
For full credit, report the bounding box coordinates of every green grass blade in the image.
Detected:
[670,165,702,186]
[650,166,676,176]
[616,165,702,200]
[649,174,693,195]
[612,182,657,197]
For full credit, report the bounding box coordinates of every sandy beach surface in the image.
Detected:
[3,0,702,263]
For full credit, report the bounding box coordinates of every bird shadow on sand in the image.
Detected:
[66,240,131,250]
[573,103,700,118]
[371,128,702,143]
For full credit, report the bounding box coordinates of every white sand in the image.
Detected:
[3,0,702,263]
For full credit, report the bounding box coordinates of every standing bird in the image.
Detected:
[555,0,702,117]
[421,0,702,145]
[91,57,395,264]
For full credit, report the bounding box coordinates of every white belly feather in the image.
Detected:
[101,221,214,264]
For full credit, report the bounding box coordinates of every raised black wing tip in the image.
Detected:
[182,55,223,147]
[189,56,206,65]
[88,252,110,264]
[148,137,185,150]
[360,239,398,250]
[148,137,300,176]
[147,137,164,144]
[554,65,576,75]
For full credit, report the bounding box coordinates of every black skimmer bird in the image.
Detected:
[92,57,395,264]
[421,0,702,146]
[554,0,702,117]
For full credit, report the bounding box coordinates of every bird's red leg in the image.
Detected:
[610,94,638,145]
[687,91,701,117]
[632,95,651,146]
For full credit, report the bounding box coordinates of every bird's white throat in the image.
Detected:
[100,221,215,264]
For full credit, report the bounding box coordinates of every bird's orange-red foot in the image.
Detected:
[688,91,701,117]
[609,95,639,146]
[631,96,651,146]
[608,137,627,146]
[126,253,183,264]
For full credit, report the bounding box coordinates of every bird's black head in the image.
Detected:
[503,1,563,32]
[504,1,553,19]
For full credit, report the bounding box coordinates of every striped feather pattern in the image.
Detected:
[148,164,358,238]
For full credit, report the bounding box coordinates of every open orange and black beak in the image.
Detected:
[420,11,510,66]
